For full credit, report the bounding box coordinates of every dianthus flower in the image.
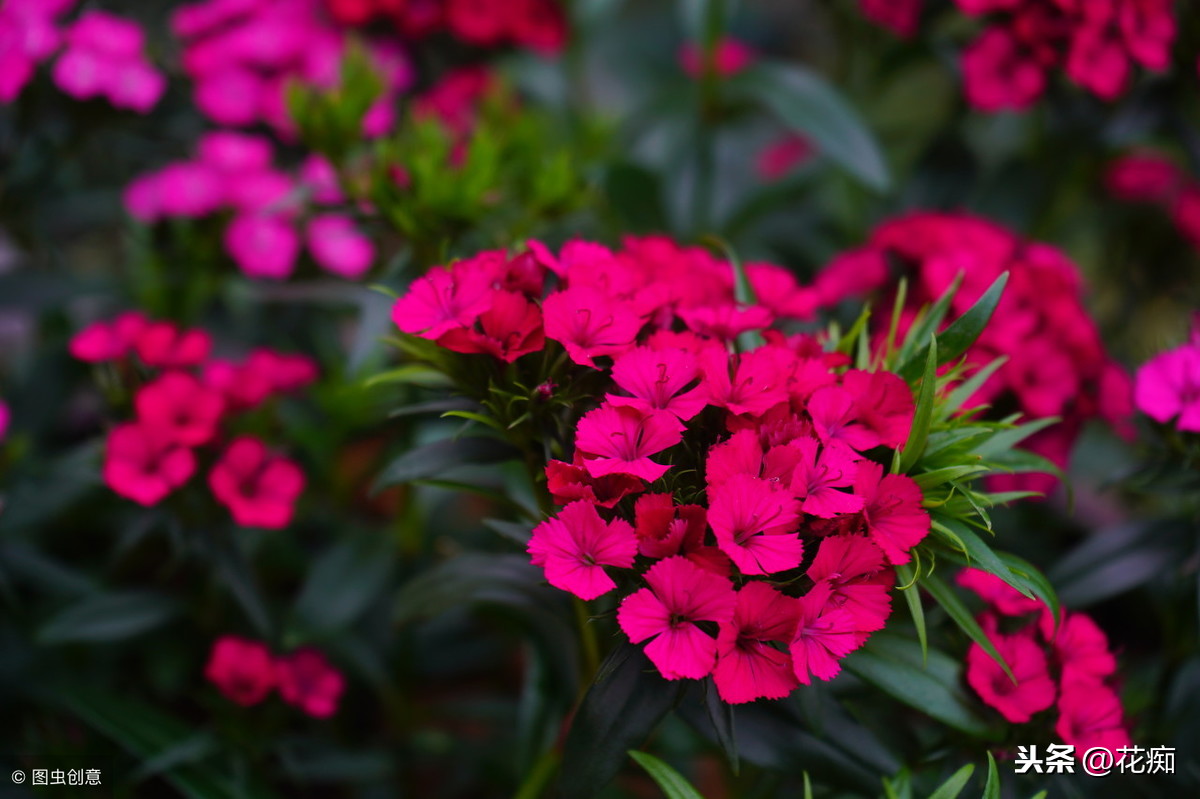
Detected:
[527,501,638,600]
[275,648,345,718]
[103,422,196,506]
[205,636,277,706]
[209,437,305,529]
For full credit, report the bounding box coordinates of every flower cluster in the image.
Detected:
[959,569,1130,755]
[172,0,412,134]
[71,312,313,528]
[678,37,755,79]
[392,237,934,703]
[205,636,345,718]
[125,131,375,280]
[0,2,164,112]
[956,0,1176,111]
[859,0,922,38]
[1106,151,1200,254]
[323,0,567,56]
[1135,322,1200,434]
[818,212,1132,494]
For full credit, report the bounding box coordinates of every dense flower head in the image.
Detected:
[950,0,1177,111]
[815,211,1131,494]
[1106,150,1200,258]
[275,647,346,718]
[679,37,755,78]
[388,237,948,702]
[1134,331,1200,433]
[78,311,314,524]
[125,130,375,282]
[205,636,344,717]
[959,568,1130,754]
[859,0,923,38]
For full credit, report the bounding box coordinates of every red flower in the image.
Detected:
[436,290,545,362]
[275,648,345,718]
[966,623,1056,723]
[509,0,567,55]
[103,422,196,506]
[545,456,645,508]
[209,437,305,529]
[573,404,684,482]
[135,371,226,446]
[1055,680,1130,754]
[854,461,929,565]
[859,0,922,37]
[713,582,800,703]
[446,0,507,46]
[205,636,276,706]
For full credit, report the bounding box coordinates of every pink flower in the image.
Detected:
[70,312,149,363]
[859,0,922,37]
[574,404,684,482]
[755,134,813,182]
[209,437,305,529]
[275,648,345,718]
[853,461,928,565]
[807,385,881,452]
[104,423,196,506]
[545,457,645,508]
[436,290,545,362]
[0,400,9,442]
[700,347,791,417]
[393,261,496,340]
[306,214,374,278]
[708,474,803,575]
[1066,26,1130,101]
[962,27,1046,112]
[135,371,226,447]
[134,322,212,368]
[957,567,1044,616]
[509,0,568,55]
[679,37,755,78]
[789,437,864,519]
[1105,152,1185,203]
[1175,187,1200,252]
[842,370,914,449]
[713,582,801,703]
[205,636,276,706]
[542,286,645,368]
[1120,0,1176,71]
[52,11,164,112]
[789,581,866,685]
[807,535,894,632]
[446,0,508,46]
[678,304,774,342]
[1055,681,1130,755]
[1134,343,1200,432]
[966,626,1056,723]
[224,214,301,280]
[199,131,275,174]
[607,347,707,420]
[617,556,736,680]
[527,501,638,600]
[155,162,226,218]
[1049,611,1118,684]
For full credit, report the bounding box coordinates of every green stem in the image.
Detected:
[573,596,600,686]
[513,748,560,799]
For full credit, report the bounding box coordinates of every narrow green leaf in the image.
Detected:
[928,763,975,799]
[440,409,504,430]
[373,436,519,492]
[983,752,1000,799]
[922,573,1014,683]
[898,273,1009,381]
[895,563,927,663]
[733,63,891,191]
[702,679,739,775]
[897,272,961,367]
[803,771,813,799]
[628,751,706,799]
[940,357,1008,419]
[912,465,989,490]
[39,591,179,644]
[364,364,452,389]
[293,532,396,633]
[899,335,937,473]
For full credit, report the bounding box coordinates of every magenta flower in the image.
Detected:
[543,286,645,368]
[1105,152,1185,203]
[205,636,276,707]
[807,385,881,452]
[788,437,864,519]
[52,11,165,113]
[307,214,375,279]
[962,27,1046,112]
[1049,612,1117,685]
[224,213,301,280]
[617,556,736,680]
[607,347,707,421]
[436,290,545,363]
[527,501,638,600]
[708,474,803,576]
[858,0,921,37]
[678,304,774,343]
[854,461,929,565]
[1134,343,1200,432]
[574,404,684,482]
[134,321,212,368]
[1055,681,1130,755]
[135,371,226,447]
[393,262,495,340]
[713,582,800,704]
[957,567,1045,617]
[69,312,149,363]
[807,535,894,632]
[966,626,1056,723]
[678,37,754,78]
[0,400,9,442]
[545,457,645,509]
[755,135,813,183]
[842,370,914,449]
[275,648,345,719]
[789,581,866,685]
[103,423,196,507]
[209,437,305,529]
[701,347,791,417]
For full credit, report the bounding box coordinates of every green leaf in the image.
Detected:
[912,465,989,490]
[365,364,452,389]
[928,763,975,799]
[558,643,684,799]
[895,563,927,663]
[373,436,519,492]
[605,162,669,233]
[628,751,706,799]
[39,591,179,644]
[941,357,1008,420]
[897,273,1009,381]
[1049,521,1182,607]
[899,335,937,473]
[922,573,1014,683]
[896,273,961,368]
[733,63,890,191]
[842,633,993,736]
[293,532,396,633]
[702,679,738,775]
[969,417,1058,458]
[983,752,1000,799]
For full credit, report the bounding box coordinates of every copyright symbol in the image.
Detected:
[1082,746,1115,777]
[11,770,24,784]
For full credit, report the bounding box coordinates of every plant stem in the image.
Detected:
[573,596,600,683]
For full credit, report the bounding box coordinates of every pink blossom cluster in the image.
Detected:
[0,3,164,113]
[70,312,314,528]
[959,568,1130,755]
[205,636,344,718]
[0,399,9,442]
[124,131,375,280]
[859,0,922,38]
[1134,322,1200,433]
[818,212,1132,494]
[955,0,1176,111]
[392,237,933,703]
[172,0,412,134]
[323,0,567,56]
[678,37,755,79]
[1106,151,1200,254]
